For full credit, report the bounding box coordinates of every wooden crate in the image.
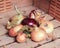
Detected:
[33,0,50,13]
[0,0,60,48]
[0,0,33,13]
[49,0,60,21]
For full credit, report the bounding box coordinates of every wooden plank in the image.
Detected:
[2,39,52,48]
[0,35,15,46]
[53,27,60,38]
[37,39,60,48]
[26,39,52,48]
[0,17,9,25]
[50,19,60,28]
[2,42,29,48]
[4,34,60,48]
[0,25,8,36]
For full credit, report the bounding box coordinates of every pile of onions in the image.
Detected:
[6,9,54,43]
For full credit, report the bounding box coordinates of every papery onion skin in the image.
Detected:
[40,20,54,33]
[9,24,23,37]
[29,10,35,19]
[9,28,18,37]
[31,27,47,42]
[16,32,27,43]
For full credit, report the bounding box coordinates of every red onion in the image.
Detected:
[29,10,35,19]
[21,18,39,27]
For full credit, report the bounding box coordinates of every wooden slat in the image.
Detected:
[37,39,60,48]
[50,20,60,28]
[53,27,60,38]
[2,42,28,48]
[2,39,52,48]
[0,25,7,36]
[0,35,14,46]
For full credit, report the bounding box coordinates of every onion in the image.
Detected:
[40,20,54,33]
[29,10,41,20]
[39,20,54,40]
[9,24,23,37]
[21,18,39,27]
[9,28,18,37]
[16,32,27,43]
[31,26,47,42]
[29,10,35,19]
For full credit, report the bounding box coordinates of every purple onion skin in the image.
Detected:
[21,18,39,27]
[29,10,35,18]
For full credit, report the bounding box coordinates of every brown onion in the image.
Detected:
[40,20,54,33]
[9,24,23,37]
[31,26,47,42]
[16,32,27,43]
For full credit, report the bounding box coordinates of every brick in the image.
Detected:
[0,35,15,46]
[0,25,7,36]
